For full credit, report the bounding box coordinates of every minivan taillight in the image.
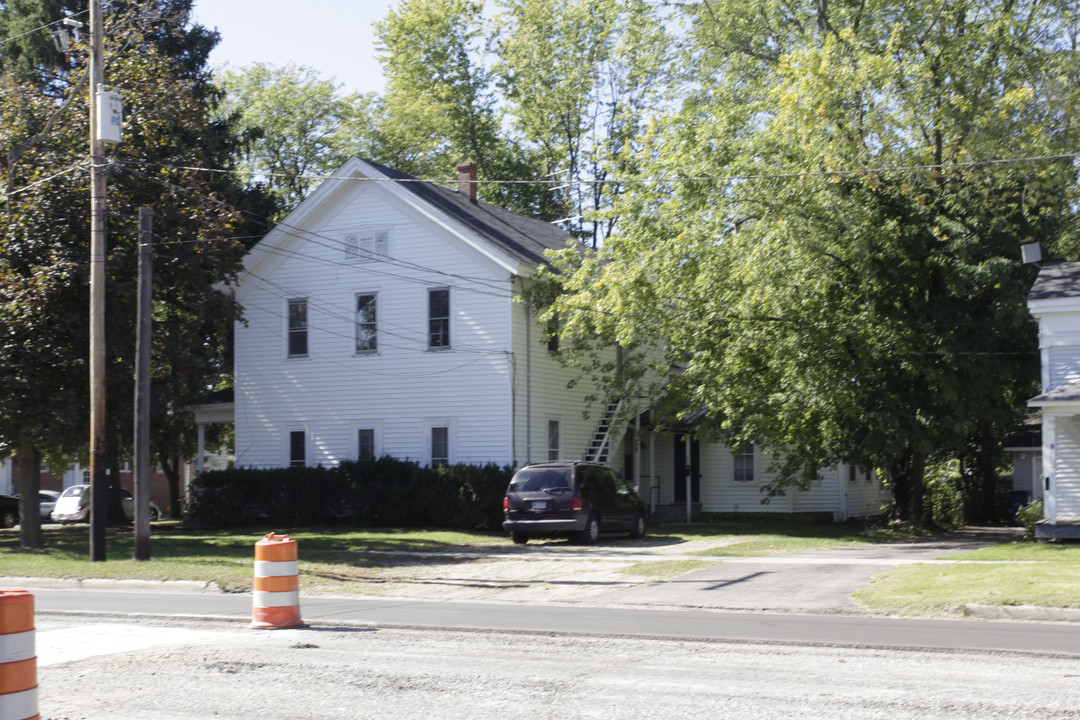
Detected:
[571,496,583,512]
[503,497,509,512]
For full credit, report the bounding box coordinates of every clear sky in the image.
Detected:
[191,0,398,94]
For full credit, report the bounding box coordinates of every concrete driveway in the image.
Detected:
[334,527,1022,615]
[594,532,1010,613]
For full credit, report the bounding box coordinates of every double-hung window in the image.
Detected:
[546,315,559,353]
[428,288,450,349]
[289,431,306,467]
[355,293,377,353]
[547,420,560,461]
[733,444,754,483]
[357,429,375,460]
[345,229,389,262]
[431,427,449,467]
[287,299,308,357]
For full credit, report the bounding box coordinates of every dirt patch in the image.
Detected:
[300,536,733,603]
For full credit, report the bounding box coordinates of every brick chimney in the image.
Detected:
[456,162,478,202]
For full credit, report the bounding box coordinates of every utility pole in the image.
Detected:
[134,208,152,561]
[89,0,107,561]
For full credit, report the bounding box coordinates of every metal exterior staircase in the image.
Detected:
[582,397,625,465]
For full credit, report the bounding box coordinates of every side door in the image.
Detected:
[606,468,639,529]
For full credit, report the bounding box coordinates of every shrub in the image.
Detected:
[187,458,513,530]
[1015,499,1044,540]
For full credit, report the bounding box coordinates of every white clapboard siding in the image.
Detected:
[1053,416,1080,518]
[843,466,889,518]
[235,177,517,468]
[1049,346,1080,389]
[509,293,609,466]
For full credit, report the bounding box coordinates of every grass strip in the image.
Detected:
[0,523,507,592]
[853,561,1080,615]
[619,559,713,579]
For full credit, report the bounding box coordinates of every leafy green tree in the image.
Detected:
[0,0,252,543]
[492,0,671,245]
[539,0,1079,526]
[217,62,380,217]
[0,0,82,89]
[374,0,551,217]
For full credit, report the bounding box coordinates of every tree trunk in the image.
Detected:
[889,445,929,527]
[16,434,42,549]
[161,455,183,519]
[959,420,1004,524]
[105,449,128,526]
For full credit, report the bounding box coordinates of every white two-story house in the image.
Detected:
[227,157,887,522]
[1027,261,1080,539]
[232,158,610,470]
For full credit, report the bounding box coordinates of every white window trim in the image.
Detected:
[733,444,755,483]
[547,418,561,461]
[286,297,309,359]
[354,291,379,355]
[351,421,383,461]
[344,227,391,263]
[426,419,454,467]
[426,287,452,351]
[286,426,312,468]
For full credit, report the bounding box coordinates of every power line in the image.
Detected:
[121,152,1080,188]
[3,161,86,197]
[0,10,89,47]
[112,163,522,299]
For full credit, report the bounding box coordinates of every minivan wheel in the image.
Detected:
[0,510,15,528]
[629,513,646,539]
[149,507,159,521]
[579,515,600,545]
[511,532,529,545]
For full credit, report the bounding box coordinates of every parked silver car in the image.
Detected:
[51,484,160,523]
[13,490,60,522]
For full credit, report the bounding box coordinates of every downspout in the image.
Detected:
[509,276,516,466]
[525,296,532,465]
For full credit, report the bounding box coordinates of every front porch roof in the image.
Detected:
[1028,380,1080,409]
[191,388,235,425]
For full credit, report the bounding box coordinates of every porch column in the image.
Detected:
[649,429,656,514]
[196,422,206,475]
[1044,414,1056,524]
[633,400,640,492]
[685,434,692,523]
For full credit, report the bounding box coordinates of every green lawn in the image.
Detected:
[0,523,508,592]
[5,522,1074,616]
[854,542,1080,615]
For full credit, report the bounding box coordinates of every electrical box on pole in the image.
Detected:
[95,85,123,144]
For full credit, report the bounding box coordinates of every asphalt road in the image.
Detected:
[32,614,1080,720]
[28,587,1080,657]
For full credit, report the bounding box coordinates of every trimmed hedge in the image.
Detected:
[186,458,512,530]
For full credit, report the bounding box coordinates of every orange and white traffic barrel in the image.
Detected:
[0,589,38,720]
[252,533,305,629]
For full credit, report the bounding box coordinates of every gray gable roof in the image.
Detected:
[1029,380,1080,405]
[362,159,578,269]
[1029,262,1080,301]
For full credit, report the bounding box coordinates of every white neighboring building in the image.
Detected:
[1027,261,1080,538]
[230,158,888,522]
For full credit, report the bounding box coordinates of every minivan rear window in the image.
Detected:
[509,467,572,492]
[61,486,85,497]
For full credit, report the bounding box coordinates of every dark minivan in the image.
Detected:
[502,461,646,544]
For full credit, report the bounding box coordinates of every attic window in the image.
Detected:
[345,229,390,262]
